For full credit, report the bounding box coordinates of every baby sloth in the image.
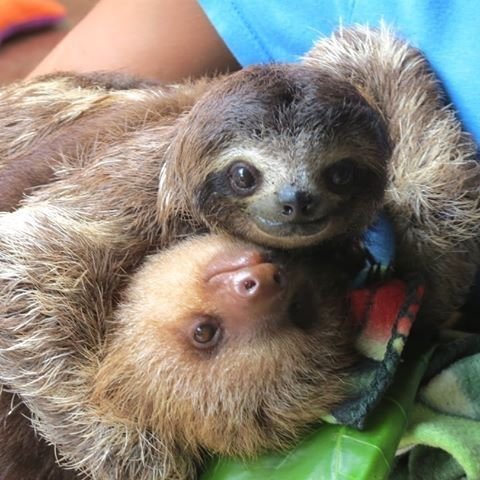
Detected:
[93,235,357,478]
[0,207,356,479]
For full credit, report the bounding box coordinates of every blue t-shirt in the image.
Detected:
[198,0,480,145]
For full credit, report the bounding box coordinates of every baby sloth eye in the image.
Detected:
[191,317,222,350]
[324,158,357,192]
[228,161,260,196]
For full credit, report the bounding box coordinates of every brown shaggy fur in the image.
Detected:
[0,220,356,478]
[0,24,480,479]
[158,25,480,324]
[0,72,213,212]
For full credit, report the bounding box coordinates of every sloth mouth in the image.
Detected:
[254,215,329,237]
[288,284,317,330]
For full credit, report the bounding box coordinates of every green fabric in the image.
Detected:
[390,448,465,480]
[393,333,480,480]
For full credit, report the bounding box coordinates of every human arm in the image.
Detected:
[29,0,240,82]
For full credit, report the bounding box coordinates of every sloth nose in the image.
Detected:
[231,263,286,300]
[208,261,288,320]
[277,187,317,220]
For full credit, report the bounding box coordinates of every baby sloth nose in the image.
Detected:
[231,263,286,299]
[277,187,316,221]
[207,255,288,321]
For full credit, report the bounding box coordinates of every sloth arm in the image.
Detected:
[0,72,213,212]
[29,0,240,82]
[0,93,128,212]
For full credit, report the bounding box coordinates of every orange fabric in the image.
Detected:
[0,0,65,31]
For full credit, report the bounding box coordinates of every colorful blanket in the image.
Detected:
[326,277,424,429]
[393,332,480,480]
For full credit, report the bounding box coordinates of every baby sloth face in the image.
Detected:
[93,234,357,458]
[167,64,390,248]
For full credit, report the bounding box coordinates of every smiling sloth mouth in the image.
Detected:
[254,215,329,238]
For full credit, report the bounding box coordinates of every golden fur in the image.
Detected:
[0,217,355,478]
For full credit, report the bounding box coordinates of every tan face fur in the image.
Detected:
[93,234,357,457]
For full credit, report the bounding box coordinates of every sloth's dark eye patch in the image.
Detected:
[228,161,261,196]
[324,158,357,193]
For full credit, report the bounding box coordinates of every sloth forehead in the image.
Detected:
[186,74,385,162]
[201,91,367,138]
[211,115,382,168]
[198,63,375,130]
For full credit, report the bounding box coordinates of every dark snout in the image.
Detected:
[277,186,320,222]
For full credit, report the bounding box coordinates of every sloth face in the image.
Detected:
[169,64,390,248]
[94,234,356,456]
